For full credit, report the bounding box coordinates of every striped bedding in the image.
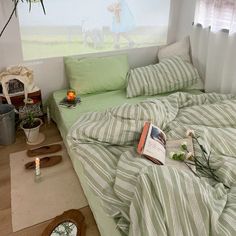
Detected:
[67,92,236,236]
[126,56,200,98]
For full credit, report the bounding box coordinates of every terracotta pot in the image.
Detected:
[20,118,43,143]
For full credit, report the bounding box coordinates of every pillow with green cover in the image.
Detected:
[64,54,129,94]
[126,56,201,98]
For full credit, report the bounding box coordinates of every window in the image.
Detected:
[194,0,236,33]
[18,0,170,60]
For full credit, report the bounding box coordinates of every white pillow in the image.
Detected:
[158,36,191,63]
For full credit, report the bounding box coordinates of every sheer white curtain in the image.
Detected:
[195,0,236,34]
[191,0,236,94]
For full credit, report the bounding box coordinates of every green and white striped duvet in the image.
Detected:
[67,92,236,236]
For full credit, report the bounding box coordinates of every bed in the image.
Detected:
[49,88,203,236]
[48,54,236,236]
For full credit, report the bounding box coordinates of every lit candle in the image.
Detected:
[67,90,76,102]
[35,158,41,176]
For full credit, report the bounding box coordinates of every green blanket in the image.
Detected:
[67,92,236,236]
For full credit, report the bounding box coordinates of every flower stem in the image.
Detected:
[0,0,19,38]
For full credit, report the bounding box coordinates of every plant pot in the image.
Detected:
[20,118,43,143]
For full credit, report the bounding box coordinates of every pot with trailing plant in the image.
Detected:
[1,0,46,38]
[20,111,43,144]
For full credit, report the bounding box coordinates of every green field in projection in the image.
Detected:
[20,26,167,60]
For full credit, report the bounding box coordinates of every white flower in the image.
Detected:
[186,129,195,137]
[169,152,175,159]
[178,151,185,156]
[181,141,188,150]
[177,151,186,161]
[186,152,193,160]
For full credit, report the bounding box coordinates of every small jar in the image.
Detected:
[67,89,76,102]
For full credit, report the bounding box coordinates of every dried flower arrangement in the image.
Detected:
[170,129,229,188]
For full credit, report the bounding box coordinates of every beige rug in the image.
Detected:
[10,142,88,232]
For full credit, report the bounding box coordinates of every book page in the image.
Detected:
[166,137,194,156]
[165,137,196,172]
[165,158,196,173]
[142,124,166,164]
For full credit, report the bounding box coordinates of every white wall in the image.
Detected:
[0,1,22,68]
[167,0,182,43]
[176,0,196,40]
[23,46,159,99]
[0,0,194,100]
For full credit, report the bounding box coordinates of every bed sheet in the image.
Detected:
[48,88,203,236]
[49,89,203,137]
[68,92,236,236]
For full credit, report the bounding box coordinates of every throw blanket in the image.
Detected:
[68,92,236,236]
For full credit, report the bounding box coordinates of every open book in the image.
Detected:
[137,122,195,172]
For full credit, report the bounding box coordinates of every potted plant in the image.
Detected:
[20,111,43,144]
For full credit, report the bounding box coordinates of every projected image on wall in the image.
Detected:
[18,0,170,60]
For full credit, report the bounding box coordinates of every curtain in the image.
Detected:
[192,0,236,94]
[190,25,236,93]
[194,0,236,34]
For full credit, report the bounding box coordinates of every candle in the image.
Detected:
[35,158,41,176]
[67,90,76,102]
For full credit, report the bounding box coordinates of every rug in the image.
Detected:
[10,142,88,232]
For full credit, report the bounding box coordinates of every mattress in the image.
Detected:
[48,88,203,236]
[49,89,203,136]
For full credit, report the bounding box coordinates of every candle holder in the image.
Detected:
[35,172,42,183]
[66,89,76,103]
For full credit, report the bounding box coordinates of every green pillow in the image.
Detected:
[64,54,129,94]
[126,56,201,98]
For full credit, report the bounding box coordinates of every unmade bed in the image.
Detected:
[48,88,206,236]
[66,91,236,236]
[50,87,236,236]
[48,54,236,236]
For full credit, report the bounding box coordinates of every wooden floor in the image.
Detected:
[0,121,100,236]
